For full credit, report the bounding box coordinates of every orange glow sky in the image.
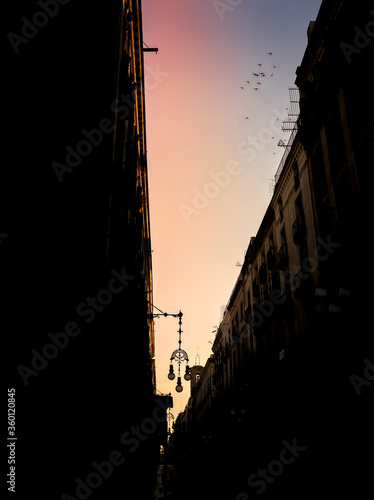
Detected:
[142,0,322,413]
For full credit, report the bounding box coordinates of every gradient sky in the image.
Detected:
[142,0,323,413]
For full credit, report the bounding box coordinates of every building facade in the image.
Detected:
[4,1,167,499]
[171,1,373,497]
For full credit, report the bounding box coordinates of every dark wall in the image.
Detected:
[4,2,158,498]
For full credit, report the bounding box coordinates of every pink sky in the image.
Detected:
[142,0,323,413]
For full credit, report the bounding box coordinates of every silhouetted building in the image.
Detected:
[4,1,166,499]
[171,1,373,498]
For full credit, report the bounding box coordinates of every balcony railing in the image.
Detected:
[274,125,298,186]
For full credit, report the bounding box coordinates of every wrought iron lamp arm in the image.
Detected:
[145,300,188,392]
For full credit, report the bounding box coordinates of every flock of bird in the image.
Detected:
[237,51,281,124]
[239,51,278,92]
[237,51,290,157]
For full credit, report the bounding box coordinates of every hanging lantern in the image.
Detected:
[167,364,175,380]
[184,365,191,381]
[175,377,183,392]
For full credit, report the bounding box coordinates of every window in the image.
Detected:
[277,196,284,222]
[292,196,306,244]
[278,228,289,270]
[267,234,276,270]
[299,241,308,267]
[259,262,267,285]
[292,161,300,190]
[252,276,260,297]
[326,106,347,181]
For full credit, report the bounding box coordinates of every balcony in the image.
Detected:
[277,244,288,270]
[292,212,306,244]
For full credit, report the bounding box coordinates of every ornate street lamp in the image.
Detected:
[147,303,190,393]
[168,311,190,392]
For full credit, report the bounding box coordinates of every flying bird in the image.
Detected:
[252,73,259,77]
[268,52,273,55]
[256,82,262,85]
[273,65,277,68]
[254,88,259,91]
[246,80,250,83]
[258,63,262,67]
[240,86,244,89]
